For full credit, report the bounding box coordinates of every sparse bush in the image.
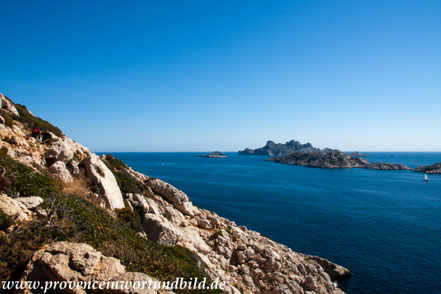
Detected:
[0,210,14,231]
[0,110,14,128]
[104,155,149,194]
[13,103,63,137]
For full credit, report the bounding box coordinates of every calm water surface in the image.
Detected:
[106,152,441,294]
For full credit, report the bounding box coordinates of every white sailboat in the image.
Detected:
[424,173,428,182]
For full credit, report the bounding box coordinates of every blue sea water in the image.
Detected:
[107,152,441,294]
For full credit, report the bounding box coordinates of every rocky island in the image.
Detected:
[239,140,337,156]
[268,151,411,170]
[413,162,441,174]
[196,151,228,158]
[0,93,349,294]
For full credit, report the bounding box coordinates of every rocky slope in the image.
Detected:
[267,151,411,170]
[0,93,350,294]
[239,140,336,156]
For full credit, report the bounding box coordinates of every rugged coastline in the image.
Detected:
[0,93,349,294]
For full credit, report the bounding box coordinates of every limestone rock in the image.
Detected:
[44,137,75,163]
[0,94,19,116]
[142,213,183,246]
[305,255,351,280]
[49,160,74,182]
[0,194,32,221]
[19,242,168,294]
[147,179,197,216]
[16,196,44,210]
[84,154,124,210]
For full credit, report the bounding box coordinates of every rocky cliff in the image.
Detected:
[0,93,350,294]
[239,140,336,156]
[267,151,411,170]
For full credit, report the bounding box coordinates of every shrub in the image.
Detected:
[0,110,14,128]
[0,149,61,198]
[103,155,149,194]
[0,210,14,231]
[13,103,63,137]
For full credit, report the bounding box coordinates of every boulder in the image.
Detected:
[147,179,197,216]
[16,196,44,210]
[142,213,183,246]
[84,154,124,210]
[304,255,351,280]
[0,194,32,221]
[0,94,19,116]
[45,137,75,163]
[49,161,74,182]
[19,242,167,294]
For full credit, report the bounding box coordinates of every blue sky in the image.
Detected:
[1,0,440,151]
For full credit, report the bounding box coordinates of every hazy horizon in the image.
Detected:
[1,1,440,152]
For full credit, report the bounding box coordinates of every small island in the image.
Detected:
[196,151,228,158]
[413,162,441,174]
[267,151,411,170]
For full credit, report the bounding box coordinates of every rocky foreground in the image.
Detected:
[0,93,350,294]
[267,151,411,170]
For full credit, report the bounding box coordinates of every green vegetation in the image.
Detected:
[103,154,149,194]
[13,103,64,137]
[0,146,62,198]
[115,202,144,232]
[0,210,14,231]
[0,151,220,293]
[0,110,14,128]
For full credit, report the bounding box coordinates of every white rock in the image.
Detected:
[49,161,73,182]
[0,94,19,116]
[0,194,32,221]
[142,213,183,246]
[19,242,170,294]
[16,196,44,210]
[84,154,124,210]
[181,226,212,254]
[44,136,75,162]
[147,178,197,216]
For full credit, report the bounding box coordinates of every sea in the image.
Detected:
[105,152,441,294]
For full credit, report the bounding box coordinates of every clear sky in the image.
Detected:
[1,0,440,152]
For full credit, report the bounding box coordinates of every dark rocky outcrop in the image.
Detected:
[363,163,410,170]
[413,162,441,174]
[239,140,336,156]
[268,151,411,170]
[196,151,228,158]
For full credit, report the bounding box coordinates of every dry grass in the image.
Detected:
[62,176,91,198]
